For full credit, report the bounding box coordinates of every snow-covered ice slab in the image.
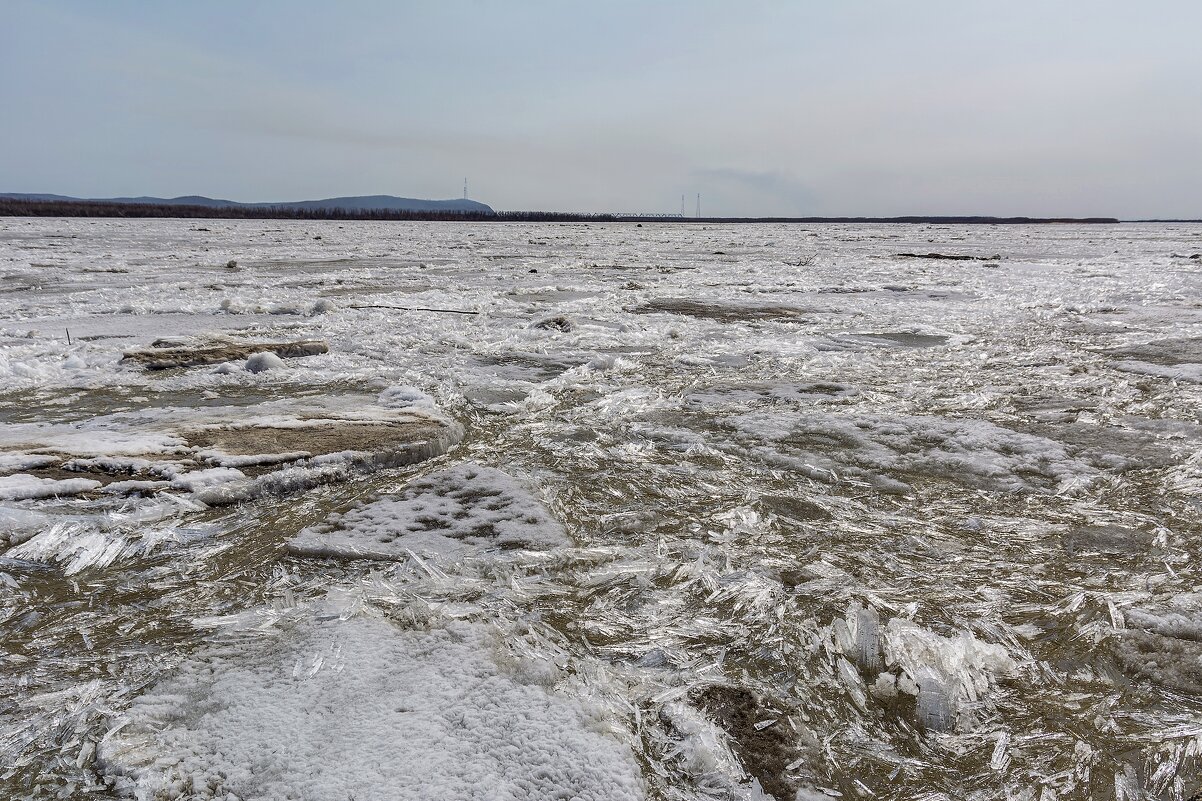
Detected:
[98,613,645,801]
[0,393,462,504]
[185,405,464,506]
[0,426,188,459]
[288,462,569,560]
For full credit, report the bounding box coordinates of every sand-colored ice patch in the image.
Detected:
[633,297,808,322]
[122,337,328,370]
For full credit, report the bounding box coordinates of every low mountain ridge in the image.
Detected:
[0,192,494,214]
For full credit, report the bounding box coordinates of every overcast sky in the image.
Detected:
[3,1,1200,217]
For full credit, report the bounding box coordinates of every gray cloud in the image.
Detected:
[692,168,819,216]
[3,1,1200,217]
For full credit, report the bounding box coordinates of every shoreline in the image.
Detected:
[0,198,1133,224]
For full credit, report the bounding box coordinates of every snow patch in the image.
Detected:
[0,453,59,475]
[378,384,436,409]
[288,462,569,561]
[0,475,101,501]
[97,613,645,801]
[731,411,1100,492]
[168,467,247,492]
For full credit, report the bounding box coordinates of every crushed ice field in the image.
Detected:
[1,218,1201,801]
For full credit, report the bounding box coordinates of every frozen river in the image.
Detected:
[1,218,1201,800]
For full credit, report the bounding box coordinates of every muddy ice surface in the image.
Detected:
[2,219,1202,800]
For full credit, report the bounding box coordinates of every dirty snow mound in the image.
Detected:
[244,351,286,373]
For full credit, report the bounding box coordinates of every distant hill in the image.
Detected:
[0,192,495,214]
[269,195,493,214]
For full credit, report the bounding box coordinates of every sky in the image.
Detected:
[2,1,1200,218]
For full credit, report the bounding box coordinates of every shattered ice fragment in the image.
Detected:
[848,602,884,673]
[912,665,954,732]
[989,731,1010,771]
[871,673,898,699]
[882,619,1016,732]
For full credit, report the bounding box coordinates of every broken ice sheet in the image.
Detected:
[4,220,1202,799]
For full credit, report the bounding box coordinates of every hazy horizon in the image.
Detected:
[4,1,1201,217]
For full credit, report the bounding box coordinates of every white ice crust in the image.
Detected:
[99,613,645,801]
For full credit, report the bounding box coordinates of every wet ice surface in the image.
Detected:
[2,218,1202,800]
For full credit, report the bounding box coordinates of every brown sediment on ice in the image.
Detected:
[844,332,949,348]
[23,463,169,487]
[185,415,458,469]
[476,351,588,380]
[694,685,802,801]
[1103,336,1202,366]
[757,493,833,522]
[633,298,807,322]
[1060,523,1155,557]
[894,252,1000,261]
[121,338,329,370]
